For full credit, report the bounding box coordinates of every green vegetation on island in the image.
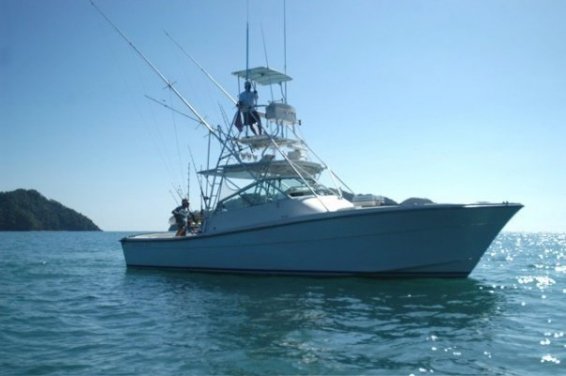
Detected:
[0,189,101,231]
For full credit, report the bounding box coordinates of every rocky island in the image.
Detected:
[0,189,101,231]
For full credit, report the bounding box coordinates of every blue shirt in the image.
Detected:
[238,89,258,110]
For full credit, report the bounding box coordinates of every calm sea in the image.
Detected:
[1,232,564,375]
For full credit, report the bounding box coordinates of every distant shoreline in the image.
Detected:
[0,189,101,231]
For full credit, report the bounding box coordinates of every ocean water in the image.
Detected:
[0,232,564,375]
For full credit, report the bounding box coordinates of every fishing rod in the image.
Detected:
[169,185,184,202]
[164,31,237,106]
[168,190,179,204]
[187,144,209,211]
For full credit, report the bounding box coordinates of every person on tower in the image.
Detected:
[235,81,263,135]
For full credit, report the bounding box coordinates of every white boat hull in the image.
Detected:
[121,203,522,277]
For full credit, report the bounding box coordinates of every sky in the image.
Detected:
[1,0,565,232]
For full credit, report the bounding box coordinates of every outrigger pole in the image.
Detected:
[164,31,237,106]
[90,0,254,204]
[144,95,198,122]
[90,1,217,136]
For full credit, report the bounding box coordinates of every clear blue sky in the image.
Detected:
[1,0,565,232]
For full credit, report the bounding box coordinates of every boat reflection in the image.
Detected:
[123,268,501,372]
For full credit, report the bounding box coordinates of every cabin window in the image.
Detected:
[220,179,285,210]
[218,178,334,211]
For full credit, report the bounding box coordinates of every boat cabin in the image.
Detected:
[204,177,354,233]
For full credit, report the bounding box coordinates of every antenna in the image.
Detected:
[246,23,250,82]
[283,0,288,101]
[261,25,270,68]
[261,25,275,101]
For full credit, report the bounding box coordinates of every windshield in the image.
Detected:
[217,177,333,210]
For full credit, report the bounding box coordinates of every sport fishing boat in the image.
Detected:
[93,3,522,277]
[119,65,521,277]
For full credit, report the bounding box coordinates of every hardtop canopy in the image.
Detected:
[232,66,292,86]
